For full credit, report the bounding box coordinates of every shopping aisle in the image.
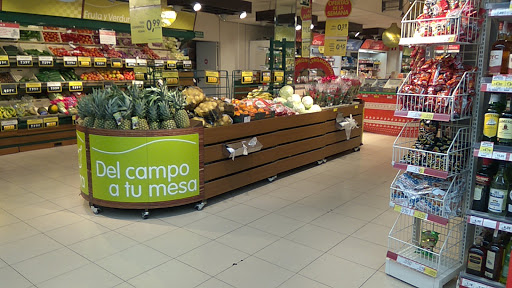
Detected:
[0,133,435,288]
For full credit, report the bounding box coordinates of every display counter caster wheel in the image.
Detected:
[267,176,277,182]
[142,210,150,219]
[195,201,207,211]
[317,158,327,165]
[90,204,102,215]
[353,146,361,152]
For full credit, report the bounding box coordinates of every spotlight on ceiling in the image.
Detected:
[240,11,247,19]
[310,23,314,29]
[355,31,361,37]
[193,3,202,11]
[296,24,302,31]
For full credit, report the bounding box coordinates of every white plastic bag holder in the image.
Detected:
[336,113,359,139]
[226,137,262,160]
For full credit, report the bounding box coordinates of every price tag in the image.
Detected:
[166,60,177,69]
[400,207,415,216]
[241,71,253,84]
[244,116,251,123]
[0,55,9,67]
[103,81,114,89]
[318,46,325,53]
[0,83,17,95]
[492,151,508,161]
[183,60,192,69]
[478,141,494,158]
[499,222,512,233]
[132,80,144,89]
[154,60,164,67]
[72,115,77,125]
[38,56,53,67]
[413,211,428,220]
[0,23,20,40]
[111,58,122,68]
[420,112,434,120]
[460,278,493,288]
[130,1,162,44]
[162,71,179,85]
[136,59,147,67]
[423,267,437,277]
[69,81,83,92]
[47,82,62,92]
[274,71,284,83]
[27,118,43,129]
[491,75,512,91]
[406,165,425,174]
[63,56,77,67]
[99,30,116,45]
[93,57,107,68]
[16,55,33,67]
[78,56,91,67]
[261,71,271,83]
[44,117,59,128]
[26,82,42,94]
[1,119,18,132]
[205,71,220,85]
[469,216,484,226]
[324,38,347,57]
[125,59,136,68]
[483,219,498,229]
[396,255,423,273]
[325,18,349,37]
[407,111,422,118]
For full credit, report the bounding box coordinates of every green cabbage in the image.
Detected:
[279,85,294,99]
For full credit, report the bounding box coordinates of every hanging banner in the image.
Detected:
[325,0,352,18]
[324,0,350,56]
[325,18,349,38]
[83,0,130,23]
[2,0,83,18]
[295,57,335,80]
[301,0,312,58]
[129,0,162,44]
[324,38,347,56]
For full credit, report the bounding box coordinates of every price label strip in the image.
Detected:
[94,57,107,68]
[27,118,43,129]
[125,59,136,68]
[468,216,484,226]
[38,56,53,67]
[111,58,122,68]
[420,112,434,120]
[261,71,271,83]
[69,81,83,92]
[166,60,177,69]
[491,75,512,91]
[16,55,33,67]
[499,222,512,233]
[43,117,59,128]
[482,219,498,229]
[492,151,508,161]
[460,278,494,288]
[162,71,179,85]
[478,141,494,158]
[241,71,253,84]
[406,165,425,174]
[1,119,18,132]
[387,251,438,278]
[47,82,62,93]
[406,111,422,119]
[274,71,284,83]
[26,82,42,94]
[78,56,91,67]
[63,56,78,67]
[205,71,220,85]
[0,55,9,67]
[0,83,17,95]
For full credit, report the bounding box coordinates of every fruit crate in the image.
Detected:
[394,71,475,122]
[387,214,464,279]
[390,170,466,220]
[392,121,471,179]
[400,0,482,45]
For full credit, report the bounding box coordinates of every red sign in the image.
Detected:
[295,57,334,80]
[360,39,389,51]
[325,0,352,18]
[301,0,312,20]
[312,33,325,46]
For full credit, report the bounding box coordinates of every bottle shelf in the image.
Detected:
[486,2,512,18]
[473,143,512,161]
[395,71,475,122]
[467,210,512,233]
[392,122,472,179]
[481,76,512,93]
[459,271,506,288]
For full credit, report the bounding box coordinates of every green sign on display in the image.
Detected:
[77,130,89,195]
[87,133,200,203]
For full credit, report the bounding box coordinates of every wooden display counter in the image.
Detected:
[202,102,364,199]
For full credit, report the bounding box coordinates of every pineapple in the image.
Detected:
[93,91,107,129]
[172,90,190,128]
[79,94,95,128]
[148,101,160,130]
[118,94,133,130]
[104,97,120,130]
[134,99,149,130]
[76,95,88,126]
[158,101,177,129]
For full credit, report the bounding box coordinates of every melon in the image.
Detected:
[48,104,59,114]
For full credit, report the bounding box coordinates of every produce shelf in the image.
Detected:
[395,71,475,122]
[392,121,472,179]
[387,214,464,281]
[466,209,512,233]
[459,271,505,288]
[390,171,466,222]
[473,143,512,161]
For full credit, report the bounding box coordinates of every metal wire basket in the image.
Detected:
[390,171,467,219]
[387,214,464,278]
[400,0,482,45]
[392,121,471,179]
[395,71,475,122]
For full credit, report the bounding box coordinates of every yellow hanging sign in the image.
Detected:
[130,0,162,44]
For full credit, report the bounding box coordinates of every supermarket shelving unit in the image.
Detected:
[385,0,483,286]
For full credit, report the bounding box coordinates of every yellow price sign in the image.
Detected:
[420,112,434,120]
[413,211,427,219]
[302,41,311,58]
[78,57,91,67]
[324,38,347,56]
[130,0,162,44]
[274,71,284,83]
[111,58,122,68]
[69,81,83,92]
[0,55,9,67]
[166,60,177,69]
[241,71,253,84]
[205,71,220,85]
[393,205,402,213]
[261,71,271,83]
[43,117,59,128]
[162,71,179,85]
[94,57,107,67]
[478,141,494,158]
[424,267,437,277]
[27,118,43,129]
[325,18,349,38]
[26,82,42,94]
[318,46,325,53]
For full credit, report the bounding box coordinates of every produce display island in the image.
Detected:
[77,102,363,217]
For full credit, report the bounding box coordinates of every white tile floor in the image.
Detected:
[0,133,457,288]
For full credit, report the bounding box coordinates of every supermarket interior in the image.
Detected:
[2,0,512,287]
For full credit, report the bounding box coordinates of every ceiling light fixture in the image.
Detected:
[355,31,361,37]
[310,23,314,29]
[296,24,302,31]
[240,11,247,19]
[193,3,202,11]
